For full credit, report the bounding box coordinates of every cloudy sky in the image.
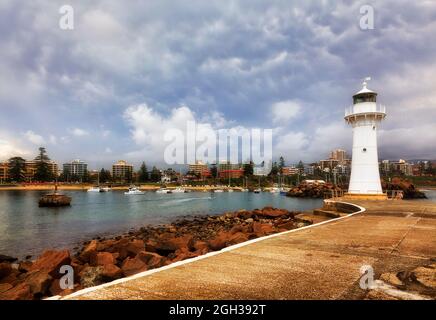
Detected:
[0,0,435,169]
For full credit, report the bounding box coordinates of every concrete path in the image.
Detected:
[63,200,436,300]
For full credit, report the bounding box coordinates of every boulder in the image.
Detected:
[25,270,53,297]
[171,248,199,263]
[29,250,71,278]
[277,221,295,230]
[18,260,33,273]
[137,251,166,269]
[0,283,13,293]
[0,262,12,279]
[90,252,116,266]
[227,232,249,245]
[252,222,274,236]
[0,283,32,300]
[207,231,230,251]
[121,256,148,277]
[79,240,98,262]
[125,239,145,256]
[412,264,436,289]
[0,254,17,263]
[101,264,123,280]
[260,207,288,218]
[154,234,194,256]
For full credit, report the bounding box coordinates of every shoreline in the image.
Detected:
[0,206,331,300]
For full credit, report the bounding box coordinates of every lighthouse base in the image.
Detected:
[343,193,388,201]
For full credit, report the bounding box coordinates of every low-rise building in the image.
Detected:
[112,160,133,182]
[282,166,300,176]
[0,161,9,182]
[219,169,244,179]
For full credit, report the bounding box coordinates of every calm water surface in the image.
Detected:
[0,190,323,259]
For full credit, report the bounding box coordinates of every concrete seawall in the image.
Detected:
[57,199,436,300]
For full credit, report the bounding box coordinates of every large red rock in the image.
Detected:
[125,239,145,256]
[277,221,294,230]
[171,248,199,263]
[155,234,194,255]
[29,250,71,278]
[79,240,98,262]
[18,260,33,273]
[261,207,289,218]
[101,264,123,280]
[0,283,13,293]
[227,232,249,245]
[25,270,53,297]
[137,251,166,269]
[90,252,116,266]
[0,283,32,300]
[121,256,148,277]
[0,262,12,279]
[253,222,274,236]
[96,239,116,252]
[208,231,232,251]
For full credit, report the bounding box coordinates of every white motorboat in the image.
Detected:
[171,187,186,193]
[156,188,172,194]
[87,186,103,192]
[240,188,249,192]
[227,189,234,192]
[101,186,111,192]
[270,187,280,193]
[213,189,224,193]
[124,186,145,195]
[253,188,261,193]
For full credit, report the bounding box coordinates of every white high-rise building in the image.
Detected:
[344,78,386,197]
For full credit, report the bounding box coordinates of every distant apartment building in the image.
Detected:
[320,159,339,170]
[219,169,244,179]
[281,166,300,176]
[380,160,390,173]
[391,159,413,176]
[218,161,241,172]
[253,166,268,176]
[63,159,88,178]
[0,161,9,182]
[304,164,316,176]
[112,160,133,182]
[188,161,211,178]
[329,149,348,164]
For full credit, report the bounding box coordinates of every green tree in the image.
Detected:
[138,162,148,182]
[243,162,254,176]
[296,160,304,174]
[8,157,26,182]
[210,164,218,179]
[279,156,285,171]
[269,161,279,176]
[34,147,53,182]
[99,168,112,183]
[150,166,162,182]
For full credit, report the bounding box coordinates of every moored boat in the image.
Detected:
[124,186,145,195]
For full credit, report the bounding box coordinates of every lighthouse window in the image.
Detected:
[353,93,377,104]
[363,148,367,152]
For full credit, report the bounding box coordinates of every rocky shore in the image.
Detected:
[0,207,312,300]
[286,182,342,198]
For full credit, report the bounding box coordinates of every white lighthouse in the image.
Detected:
[344,78,387,199]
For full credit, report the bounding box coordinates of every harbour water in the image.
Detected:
[0,190,323,259]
